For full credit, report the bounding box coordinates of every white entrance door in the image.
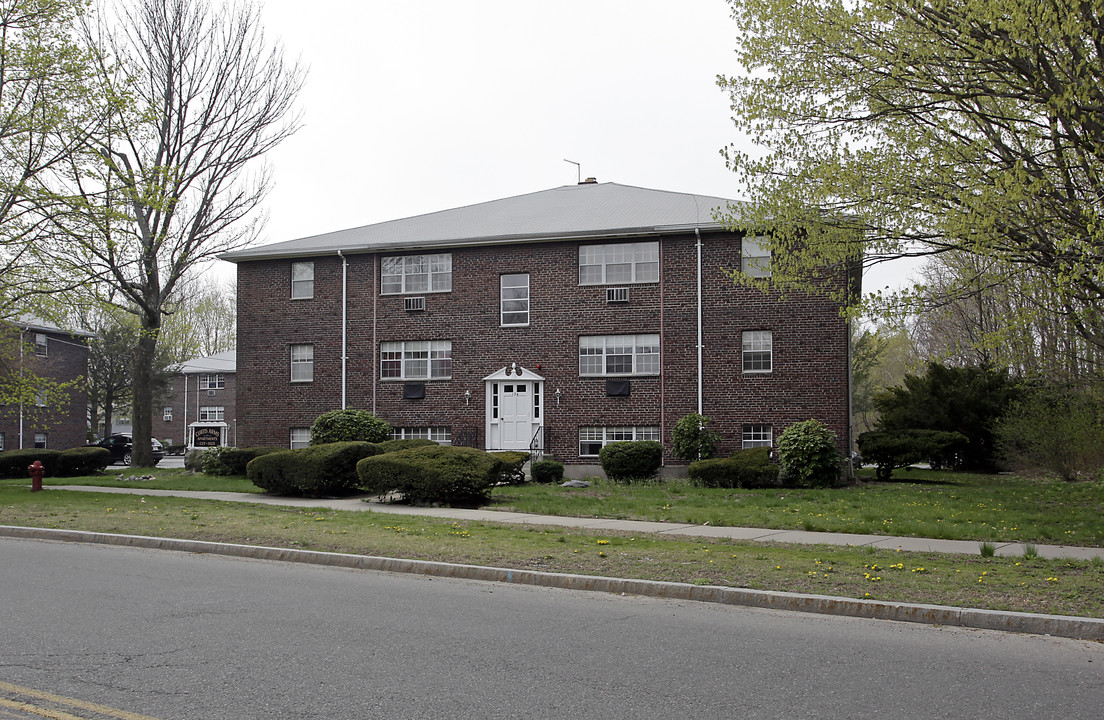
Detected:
[498,382,532,449]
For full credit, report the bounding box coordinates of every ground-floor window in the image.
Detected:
[290,427,311,449]
[578,425,660,457]
[742,424,773,448]
[34,432,47,449]
[391,426,452,444]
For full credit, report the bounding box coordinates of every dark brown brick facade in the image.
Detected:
[235,231,851,466]
[152,370,238,447]
[0,325,90,450]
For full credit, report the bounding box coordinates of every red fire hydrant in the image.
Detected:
[28,460,44,492]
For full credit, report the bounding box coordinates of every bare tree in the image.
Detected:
[55,0,302,465]
[160,273,236,360]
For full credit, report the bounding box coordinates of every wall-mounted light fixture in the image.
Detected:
[554,387,562,406]
[464,389,472,405]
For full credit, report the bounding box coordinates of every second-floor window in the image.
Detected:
[380,340,452,380]
[741,236,771,277]
[163,407,173,422]
[579,334,660,376]
[199,406,225,421]
[34,333,47,356]
[381,254,452,294]
[742,330,773,373]
[500,273,529,326]
[199,374,225,390]
[291,261,315,299]
[290,344,314,382]
[579,241,659,285]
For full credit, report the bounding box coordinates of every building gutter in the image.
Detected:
[695,227,703,415]
[338,250,348,409]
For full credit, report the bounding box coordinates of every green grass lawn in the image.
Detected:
[488,468,1104,546]
[0,469,261,494]
[2,484,1102,618]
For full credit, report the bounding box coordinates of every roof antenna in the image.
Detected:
[563,158,580,184]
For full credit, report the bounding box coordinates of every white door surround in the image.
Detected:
[484,365,544,451]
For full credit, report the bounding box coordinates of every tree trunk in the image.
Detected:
[130,322,160,466]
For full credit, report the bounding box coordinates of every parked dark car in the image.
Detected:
[90,434,164,466]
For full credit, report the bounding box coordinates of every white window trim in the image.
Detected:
[290,427,311,449]
[579,334,660,377]
[380,253,452,295]
[380,340,452,380]
[741,236,772,278]
[742,424,773,449]
[290,344,314,382]
[578,425,661,457]
[199,374,225,390]
[742,330,773,374]
[199,406,225,422]
[34,333,48,356]
[291,260,315,299]
[163,407,173,422]
[391,427,452,445]
[578,241,660,286]
[500,273,530,327]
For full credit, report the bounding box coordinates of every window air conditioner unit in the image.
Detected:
[207,389,216,397]
[606,287,629,303]
[405,296,426,311]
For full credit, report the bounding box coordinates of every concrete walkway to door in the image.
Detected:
[43,484,1104,561]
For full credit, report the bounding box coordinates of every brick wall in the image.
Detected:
[0,327,90,450]
[152,371,238,447]
[235,231,851,463]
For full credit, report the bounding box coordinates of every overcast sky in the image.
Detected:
[212,0,912,292]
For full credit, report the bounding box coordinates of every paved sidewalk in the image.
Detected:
[48,485,1104,561]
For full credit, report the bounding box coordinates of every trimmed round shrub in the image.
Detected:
[672,413,721,462]
[0,449,62,478]
[371,438,437,454]
[599,441,663,482]
[777,420,843,488]
[202,446,286,476]
[357,445,504,505]
[57,447,111,476]
[247,441,376,496]
[530,459,564,484]
[688,447,779,489]
[489,451,529,485]
[309,409,390,444]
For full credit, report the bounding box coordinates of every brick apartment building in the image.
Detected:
[0,317,92,451]
[223,182,854,473]
[116,350,237,449]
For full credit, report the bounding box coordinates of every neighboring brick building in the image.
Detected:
[134,350,237,449]
[224,182,855,473]
[0,317,91,451]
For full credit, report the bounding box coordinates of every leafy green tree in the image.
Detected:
[50,0,303,465]
[996,384,1104,482]
[777,420,842,488]
[873,362,1019,471]
[718,0,1104,352]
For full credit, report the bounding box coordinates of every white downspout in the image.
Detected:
[183,374,188,448]
[696,227,703,415]
[338,250,348,409]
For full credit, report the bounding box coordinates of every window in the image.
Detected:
[741,236,771,277]
[199,374,225,390]
[579,426,660,457]
[742,330,772,373]
[579,242,659,285]
[579,334,660,376]
[390,427,452,445]
[290,427,311,449]
[380,340,451,380]
[0,432,5,451]
[381,253,452,294]
[163,407,173,422]
[290,344,314,382]
[34,333,47,356]
[742,424,773,448]
[34,433,47,449]
[33,390,46,407]
[500,273,529,326]
[291,260,314,299]
[199,406,225,421]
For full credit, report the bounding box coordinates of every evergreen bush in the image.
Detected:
[857,429,970,481]
[309,409,390,444]
[202,446,286,476]
[688,447,779,488]
[490,451,529,485]
[777,420,843,488]
[247,441,376,496]
[0,449,62,478]
[357,445,503,505]
[57,447,111,476]
[598,441,663,482]
[530,459,564,484]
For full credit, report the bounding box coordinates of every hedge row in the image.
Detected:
[688,447,780,489]
[0,447,112,478]
[358,445,504,505]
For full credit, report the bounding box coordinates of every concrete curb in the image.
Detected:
[4,524,1102,642]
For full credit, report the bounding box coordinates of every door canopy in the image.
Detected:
[483,364,545,382]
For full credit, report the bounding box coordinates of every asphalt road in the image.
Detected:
[1,537,1101,720]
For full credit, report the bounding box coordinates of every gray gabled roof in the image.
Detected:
[221,182,744,262]
[178,350,236,375]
